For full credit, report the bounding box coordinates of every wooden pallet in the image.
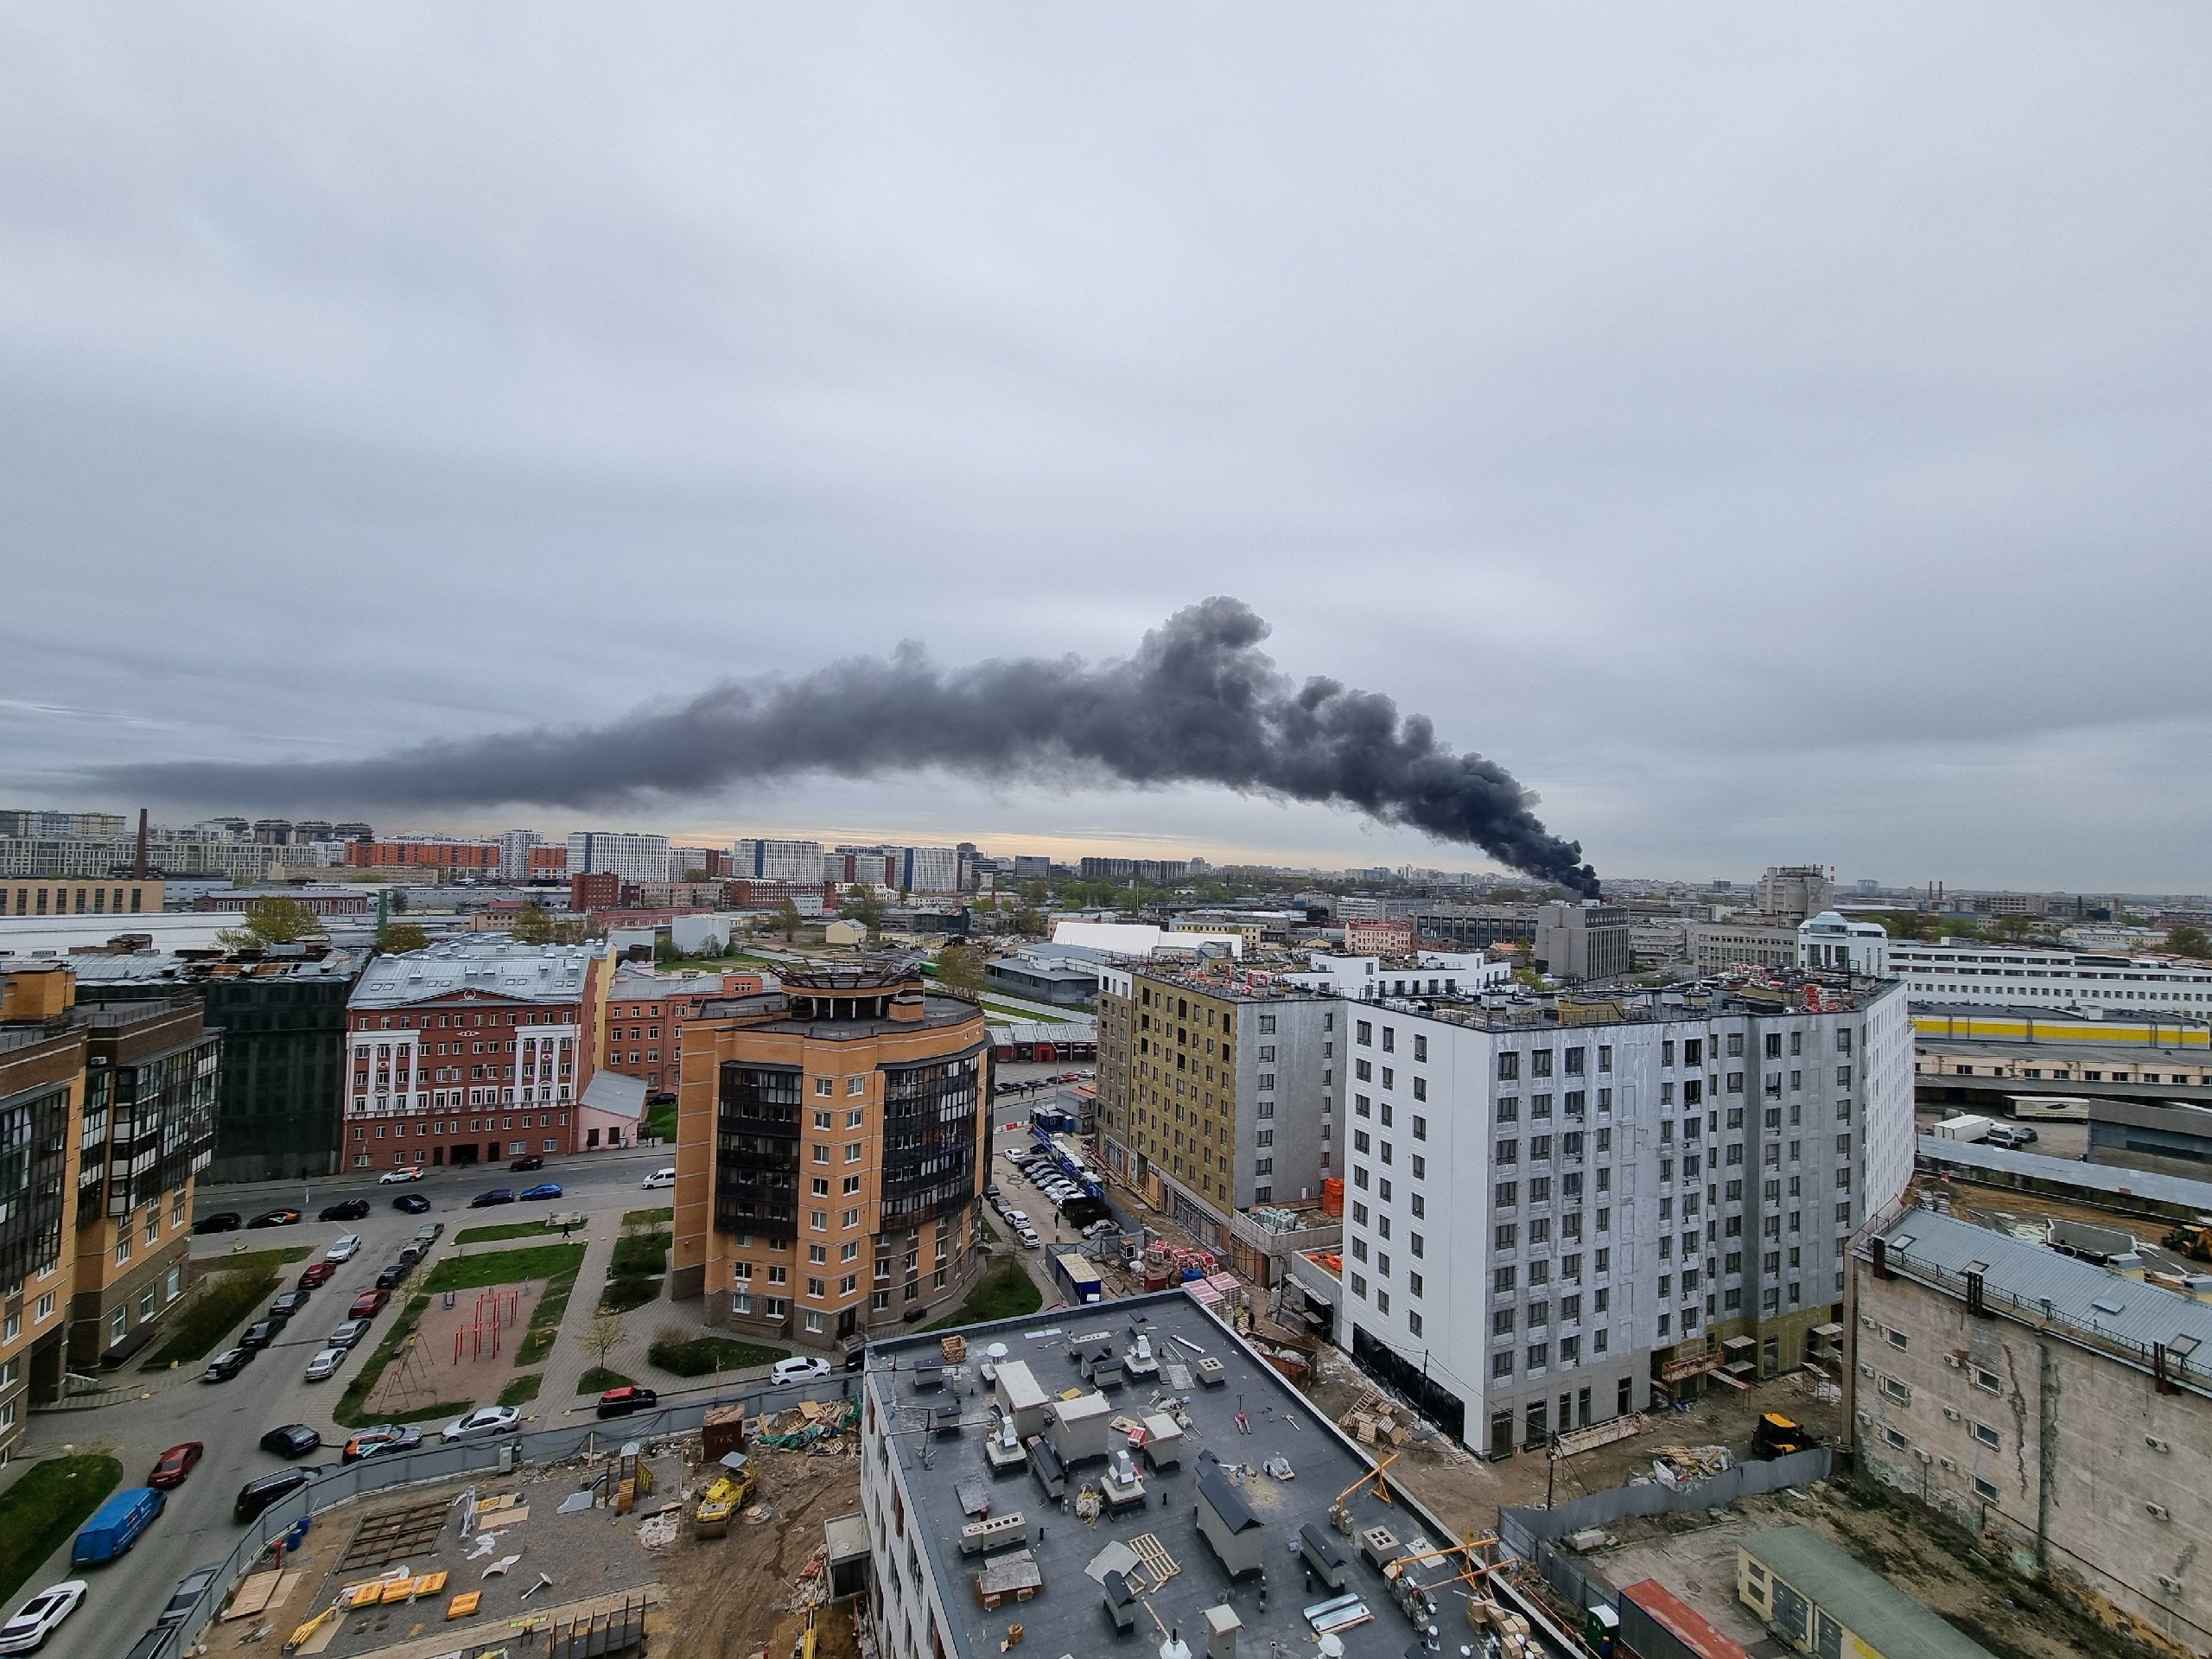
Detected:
[1128,1532,1179,1591]
[337,1497,453,1572]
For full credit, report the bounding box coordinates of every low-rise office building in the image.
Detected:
[1888,941,2212,1013]
[1855,1209,2212,1653]
[1,876,164,918]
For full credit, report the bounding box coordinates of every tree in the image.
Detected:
[774,897,804,943]
[937,943,989,995]
[217,896,327,951]
[1011,904,1046,936]
[377,922,429,954]
[583,1309,629,1370]
[512,903,555,944]
[682,868,711,883]
[2167,925,2212,961]
[841,882,884,938]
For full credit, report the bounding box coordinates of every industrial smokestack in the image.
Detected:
[92,599,1599,893]
[134,807,149,880]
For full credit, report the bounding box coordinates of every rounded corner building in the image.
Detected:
[671,958,991,1357]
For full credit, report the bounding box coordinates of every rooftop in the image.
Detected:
[1742,1525,1997,1659]
[1370,970,1899,1032]
[693,988,985,1041]
[1916,1132,2212,1216]
[349,939,601,1008]
[865,1288,1462,1659]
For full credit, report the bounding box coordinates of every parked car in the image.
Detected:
[413,1223,444,1245]
[318,1198,371,1222]
[238,1319,283,1351]
[259,1424,322,1459]
[326,1234,362,1262]
[647,1089,677,1105]
[326,1319,370,1350]
[202,1348,252,1382]
[71,1486,164,1565]
[594,1385,659,1419]
[509,1154,544,1172]
[298,1261,336,1289]
[441,1405,522,1442]
[0,1582,86,1653]
[247,1208,302,1229]
[304,1348,346,1382]
[147,1442,204,1490]
[518,1183,563,1201]
[397,1243,423,1268]
[469,1188,515,1208]
[378,1166,423,1184]
[1083,1219,1118,1238]
[640,1167,677,1190]
[192,1211,241,1235]
[982,1181,1000,1198]
[270,1290,311,1319]
[233,1468,314,1522]
[1989,1124,2040,1148]
[770,1356,831,1385]
[348,1289,389,1319]
[342,1425,423,1463]
[372,1265,407,1292]
[154,1564,223,1632]
[393,1193,431,1214]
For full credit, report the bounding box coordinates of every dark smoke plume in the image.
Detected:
[98,598,1599,893]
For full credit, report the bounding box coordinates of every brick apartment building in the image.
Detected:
[345,837,500,873]
[343,939,613,1170]
[603,967,767,1098]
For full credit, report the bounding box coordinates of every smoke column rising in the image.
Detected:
[99,598,1600,893]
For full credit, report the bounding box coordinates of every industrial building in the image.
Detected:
[1886,939,2212,1013]
[1534,900,1632,982]
[1739,1526,1994,1658]
[1855,1209,2212,1654]
[2087,1097,2212,1177]
[671,958,990,1357]
[859,1290,1521,1659]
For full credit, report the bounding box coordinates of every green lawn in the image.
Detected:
[200,1244,314,1274]
[622,1207,675,1228]
[641,1101,677,1142]
[423,1243,586,1294]
[455,1221,567,1245]
[0,1456,122,1605]
[925,1255,1043,1331]
[599,1274,662,1313]
[646,1332,789,1377]
[334,1292,439,1428]
[499,1373,543,1406]
[577,1366,635,1393]
[980,999,1077,1022]
[143,1268,280,1369]
[612,1229,671,1276]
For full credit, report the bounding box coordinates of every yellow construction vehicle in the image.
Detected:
[693,1453,756,1538]
[2165,1224,2212,1264]
[1752,1413,1810,1459]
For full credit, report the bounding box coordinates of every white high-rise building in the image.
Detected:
[1336,975,1911,1460]
[898,845,965,895]
[734,837,827,882]
[497,829,543,880]
[565,830,671,885]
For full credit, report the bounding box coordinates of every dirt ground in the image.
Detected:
[365,1278,542,1414]
[658,1446,864,1659]
[1584,1478,2153,1659]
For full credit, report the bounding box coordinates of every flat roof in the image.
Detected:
[1918,1133,2212,1215]
[1742,1526,1996,1659]
[866,1289,1459,1659]
[693,989,984,1040]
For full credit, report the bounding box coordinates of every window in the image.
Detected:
[815,1077,834,1097]
[1408,1311,1423,1337]
[1973,1476,1999,1503]
[1878,1375,1910,1404]
[1973,1366,2001,1393]
[848,1076,866,1096]
[1971,1421,2000,1450]
[1498,1052,1520,1081]
[1881,1426,1908,1450]
[1357,1020,1373,1046]
[1414,1034,1427,1062]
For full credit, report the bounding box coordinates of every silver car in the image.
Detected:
[304,1347,346,1381]
[327,1319,371,1350]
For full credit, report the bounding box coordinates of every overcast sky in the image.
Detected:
[5,7,2209,892]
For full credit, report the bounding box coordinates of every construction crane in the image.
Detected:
[1327,1450,1399,1532]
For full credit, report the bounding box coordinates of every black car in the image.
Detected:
[238,1319,283,1350]
[392,1193,431,1214]
[247,1208,302,1229]
[259,1423,322,1459]
[594,1385,659,1418]
[202,1347,252,1382]
[270,1290,311,1318]
[373,1264,408,1291]
[193,1211,242,1235]
[469,1188,515,1208]
[509,1154,544,1172]
[156,1564,223,1630]
[234,1466,314,1522]
[318,1198,371,1222]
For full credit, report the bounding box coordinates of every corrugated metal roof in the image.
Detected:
[349,939,601,1008]
[1741,1526,1997,1659]
[1918,1133,2212,1213]
[1876,1207,2212,1363]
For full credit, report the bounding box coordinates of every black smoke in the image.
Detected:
[98,598,1599,893]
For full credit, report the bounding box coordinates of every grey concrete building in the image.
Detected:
[1535,901,1631,982]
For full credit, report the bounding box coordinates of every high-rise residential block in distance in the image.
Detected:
[1754,864,1836,926]
[566,830,671,885]
[671,959,989,1357]
[734,837,828,881]
[343,939,612,1171]
[1535,900,1632,983]
[1334,972,1911,1459]
[1094,961,1338,1252]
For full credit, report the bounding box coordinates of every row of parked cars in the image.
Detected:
[201,1224,446,1386]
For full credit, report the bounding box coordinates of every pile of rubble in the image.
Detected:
[1643,1444,1733,1488]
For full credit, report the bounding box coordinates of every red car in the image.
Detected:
[148,1440,205,1489]
[299,1261,336,1289]
[348,1288,389,1320]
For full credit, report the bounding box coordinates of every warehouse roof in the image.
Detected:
[1741,1526,1996,1659]
[1917,1133,2212,1216]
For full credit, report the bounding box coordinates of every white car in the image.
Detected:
[0,1582,86,1654]
[304,1348,346,1382]
[378,1167,423,1184]
[770,1356,831,1385]
[640,1168,677,1190]
[326,1234,361,1262]
[442,1405,523,1442]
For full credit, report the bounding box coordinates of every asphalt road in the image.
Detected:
[15,1145,668,1659]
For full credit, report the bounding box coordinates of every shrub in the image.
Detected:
[646,1330,790,1377]
[143,1269,279,1369]
[599,1274,662,1313]
[611,1230,671,1277]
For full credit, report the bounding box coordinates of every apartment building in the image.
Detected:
[898,845,966,895]
[1855,1210,2212,1653]
[602,966,766,1096]
[0,967,86,1450]
[1753,865,1836,925]
[1094,962,1337,1250]
[671,961,989,1356]
[1281,950,1511,1003]
[343,940,612,1169]
[1885,940,2212,1012]
[2,878,163,918]
[0,810,128,840]
[342,837,500,873]
[1337,973,1912,1459]
[734,837,827,881]
[566,830,671,885]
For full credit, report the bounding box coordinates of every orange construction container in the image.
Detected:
[1319,1178,1344,1217]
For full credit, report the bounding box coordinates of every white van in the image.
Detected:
[640,1168,677,1190]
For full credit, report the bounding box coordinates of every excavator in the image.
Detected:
[2164,1224,2212,1265]
[693,1452,757,1539]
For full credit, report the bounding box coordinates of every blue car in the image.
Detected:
[519,1183,563,1201]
